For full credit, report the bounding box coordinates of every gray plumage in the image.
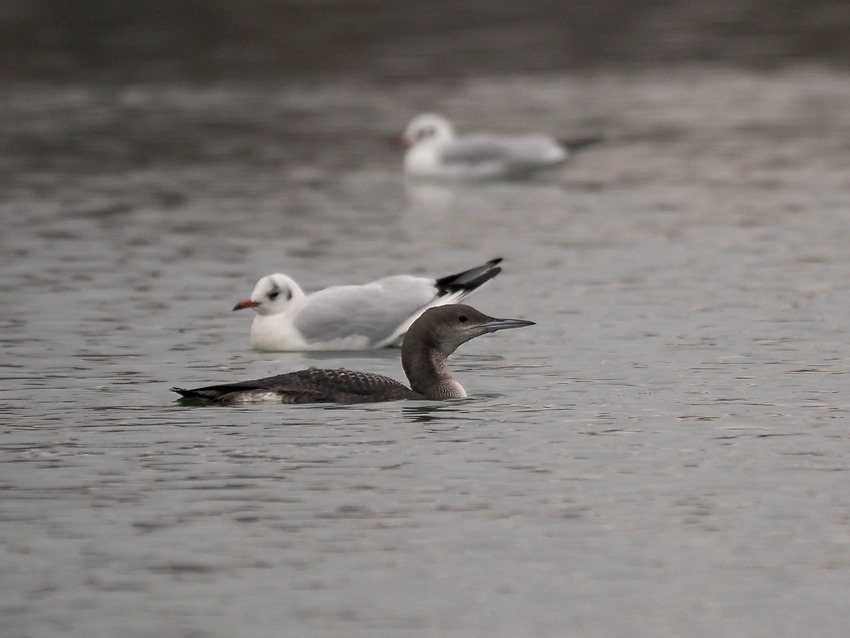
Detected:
[234,258,503,351]
[172,304,534,405]
[293,258,502,345]
[172,368,418,404]
[439,134,566,170]
[400,113,602,180]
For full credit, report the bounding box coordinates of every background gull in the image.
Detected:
[399,113,601,180]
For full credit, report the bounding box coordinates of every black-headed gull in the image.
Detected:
[232,258,503,351]
[399,113,599,180]
[174,304,534,404]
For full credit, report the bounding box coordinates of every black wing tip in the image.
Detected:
[435,257,504,295]
[482,265,503,284]
[560,135,605,153]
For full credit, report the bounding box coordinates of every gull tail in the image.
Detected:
[560,135,605,153]
[435,257,502,300]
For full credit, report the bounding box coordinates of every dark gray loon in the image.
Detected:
[171,304,534,405]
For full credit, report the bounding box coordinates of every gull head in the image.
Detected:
[401,113,456,148]
[233,274,303,316]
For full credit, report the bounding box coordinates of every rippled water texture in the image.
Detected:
[3,68,850,637]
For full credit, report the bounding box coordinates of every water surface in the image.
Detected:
[2,67,850,637]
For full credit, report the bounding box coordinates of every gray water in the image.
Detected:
[3,66,850,637]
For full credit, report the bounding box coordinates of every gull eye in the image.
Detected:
[268,287,292,302]
[458,315,468,323]
[417,126,434,140]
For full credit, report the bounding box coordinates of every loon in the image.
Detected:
[232,258,503,351]
[172,304,534,405]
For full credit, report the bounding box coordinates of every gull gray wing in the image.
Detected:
[293,276,438,347]
[440,134,564,168]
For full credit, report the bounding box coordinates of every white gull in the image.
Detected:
[399,113,600,180]
[233,258,503,351]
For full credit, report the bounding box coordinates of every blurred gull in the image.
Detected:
[174,304,534,404]
[233,258,503,351]
[399,113,600,180]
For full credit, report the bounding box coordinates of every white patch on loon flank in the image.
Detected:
[229,390,284,404]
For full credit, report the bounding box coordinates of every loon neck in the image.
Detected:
[402,340,466,399]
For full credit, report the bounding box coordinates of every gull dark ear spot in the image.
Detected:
[286,289,293,301]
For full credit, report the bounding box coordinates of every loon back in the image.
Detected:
[172,368,421,405]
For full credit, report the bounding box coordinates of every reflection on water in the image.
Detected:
[402,401,478,425]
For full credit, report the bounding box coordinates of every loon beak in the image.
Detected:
[480,317,536,333]
[233,299,261,311]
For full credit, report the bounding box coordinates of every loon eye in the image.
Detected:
[458,315,468,323]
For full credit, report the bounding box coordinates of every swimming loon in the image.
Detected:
[172,304,534,405]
